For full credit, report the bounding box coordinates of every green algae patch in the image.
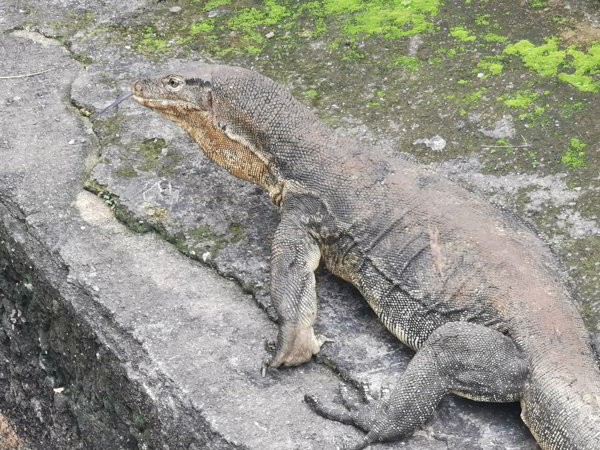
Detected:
[477,57,504,76]
[559,101,586,118]
[529,0,548,8]
[304,89,320,100]
[189,225,220,242]
[450,26,476,42]
[483,33,508,43]
[393,56,422,71]
[561,138,587,168]
[116,166,137,178]
[227,0,291,53]
[503,38,600,92]
[464,87,487,104]
[498,90,539,108]
[137,138,167,168]
[504,38,565,77]
[138,27,168,54]
[558,44,600,92]
[227,222,247,243]
[190,20,215,35]
[199,0,233,11]
[324,0,440,39]
[475,14,491,26]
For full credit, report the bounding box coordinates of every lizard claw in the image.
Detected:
[316,334,335,346]
[305,394,376,450]
[267,326,327,368]
[304,394,357,425]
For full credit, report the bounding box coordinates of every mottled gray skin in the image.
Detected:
[132,64,600,450]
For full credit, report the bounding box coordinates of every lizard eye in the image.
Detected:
[165,76,184,91]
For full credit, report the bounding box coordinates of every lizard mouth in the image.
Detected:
[132,95,199,111]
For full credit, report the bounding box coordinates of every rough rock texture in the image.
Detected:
[1,0,599,449]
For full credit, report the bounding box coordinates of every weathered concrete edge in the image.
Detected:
[0,198,244,450]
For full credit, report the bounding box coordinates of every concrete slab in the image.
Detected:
[2,0,599,449]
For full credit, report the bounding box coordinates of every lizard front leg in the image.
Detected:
[267,197,326,368]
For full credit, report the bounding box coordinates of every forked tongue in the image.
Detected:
[91,92,133,120]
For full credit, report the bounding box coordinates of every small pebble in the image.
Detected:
[265,31,275,39]
[169,6,182,13]
[68,139,75,145]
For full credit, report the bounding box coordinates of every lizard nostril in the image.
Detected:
[132,81,144,95]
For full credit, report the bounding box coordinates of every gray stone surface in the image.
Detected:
[1,0,599,449]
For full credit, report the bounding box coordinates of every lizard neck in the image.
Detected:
[161,109,284,204]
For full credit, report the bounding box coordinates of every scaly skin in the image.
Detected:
[132,64,600,449]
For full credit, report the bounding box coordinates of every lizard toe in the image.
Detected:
[304,394,358,426]
[339,383,367,412]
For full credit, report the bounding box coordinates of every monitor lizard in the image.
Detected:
[130,64,600,450]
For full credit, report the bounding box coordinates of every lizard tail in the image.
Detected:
[520,352,600,450]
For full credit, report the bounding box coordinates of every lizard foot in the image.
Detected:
[304,393,377,450]
[266,326,332,370]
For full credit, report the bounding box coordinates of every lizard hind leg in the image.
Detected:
[306,321,527,448]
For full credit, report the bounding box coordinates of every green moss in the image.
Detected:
[464,87,487,103]
[518,106,549,126]
[559,101,585,118]
[504,38,565,77]
[450,26,476,42]
[304,89,320,100]
[530,0,548,8]
[561,138,587,168]
[477,57,504,76]
[84,180,152,233]
[342,45,365,60]
[558,44,600,93]
[324,0,440,39]
[475,14,491,26]
[189,225,219,241]
[94,116,124,146]
[227,0,291,54]
[138,27,168,53]
[393,56,422,71]
[74,54,94,65]
[199,0,232,11]
[52,9,96,38]
[483,33,508,43]
[311,17,327,36]
[228,223,246,243]
[190,20,215,35]
[457,79,469,85]
[116,166,137,178]
[498,90,539,108]
[133,138,169,172]
[188,224,229,254]
[503,38,600,92]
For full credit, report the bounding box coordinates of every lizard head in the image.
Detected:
[132,65,282,199]
[132,71,213,116]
